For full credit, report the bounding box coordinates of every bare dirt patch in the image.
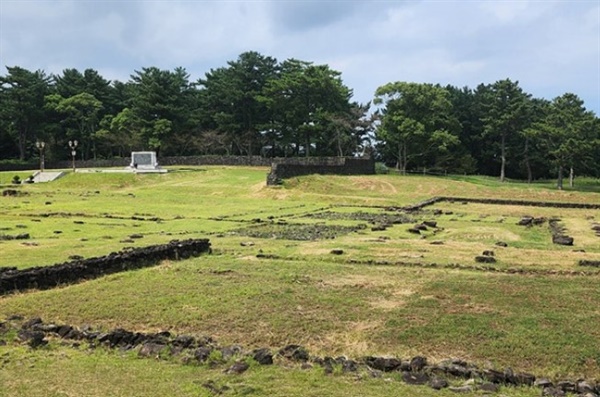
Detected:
[443,226,521,242]
[350,177,398,195]
[234,222,367,241]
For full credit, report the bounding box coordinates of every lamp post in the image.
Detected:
[35,141,45,172]
[68,140,78,172]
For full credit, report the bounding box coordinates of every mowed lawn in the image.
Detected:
[1,167,599,396]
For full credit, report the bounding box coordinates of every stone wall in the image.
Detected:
[0,238,211,295]
[1,156,375,184]
[0,156,271,172]
[403,196,600,211]
[159,155,271,167]
[267,157,375,185]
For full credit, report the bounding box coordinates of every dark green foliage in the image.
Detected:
[0,57,598,183]
[0,66,52,160]
[374,82,461,174]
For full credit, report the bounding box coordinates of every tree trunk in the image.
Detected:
[402,142,407,175]
[524,138,532,184]
[557,165,564,190]
[18,127,27,161]
[395,142,402,172]
[500,133,506,182]
[305,131,310,157]
[569,166,574,188]
[525,159,532,184]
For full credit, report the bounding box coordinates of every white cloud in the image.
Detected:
[0,0,598,113]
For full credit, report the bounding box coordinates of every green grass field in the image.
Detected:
[1,167,599,396]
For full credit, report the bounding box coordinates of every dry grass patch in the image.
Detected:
[443,225,522,242]
[318,320,383,356]
[350,177,398,195]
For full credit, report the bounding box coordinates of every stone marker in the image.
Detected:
[129,151,167,173]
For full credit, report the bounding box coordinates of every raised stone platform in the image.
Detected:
[31,171,66,183]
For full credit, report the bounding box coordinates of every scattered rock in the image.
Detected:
[221,345,243,360]
[482,250,494,257]
[479,382,500,392]
[429,377,449,390]
[552,235,573,246]
[495,241,508,247]
[367,368,383,378]
[2,189,19,197]
[201,380,229,395]
[543,387,566,397]
[475,256,496,263]
[483,368,505,384]
[514,372,536,386]
[224,360,249,374]
[342,359,358,373]
[430,240,444,245]
[517,216,533,226]
[240,241,255,247]
[535,378,554,388]
[577,381,597,394]
[448,385,473,393]
[330,249,344,255]
[194,346,213,362]
[408,228,421,235]
[252,348,273,365]
[364,356,402,372]
[0,233,30,241]
[279,344,309,362]
[138,342,166,358]
[557,380,577,393]
[410,355,427,371]
[22,317,43,329]
[17,329,47,348]
[402,371,429,385]
[173,335,195,348]
[578,260,600,267]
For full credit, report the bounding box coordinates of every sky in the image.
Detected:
[1,0,599,115]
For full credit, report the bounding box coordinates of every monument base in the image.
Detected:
[131,168,168,174]
[129,151,167,173]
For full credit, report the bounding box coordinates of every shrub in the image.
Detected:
[375,162,389,174]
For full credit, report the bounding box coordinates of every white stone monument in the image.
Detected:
[129,151,167,173]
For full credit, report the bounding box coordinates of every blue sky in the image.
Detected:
[1,0,599,114]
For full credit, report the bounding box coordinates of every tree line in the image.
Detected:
[1,51,598,188]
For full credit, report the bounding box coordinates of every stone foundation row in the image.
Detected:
[403,196,600,211]
[3,317,598,397]
[0,238,211,295]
